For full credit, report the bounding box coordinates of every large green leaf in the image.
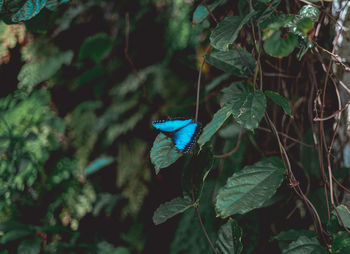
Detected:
[281,236,326,254]
[264,31,297,58]
[265,90,292,116]
[332,205,350,229]
[153,197,193,225]
[216,219,243,254]
[222,82,266,130]
[17,237,41,254]
[197,105,232,149]
[205,48,255,77]
[215,157,284,217]
[210,12,253,51]
[150,133,182,174]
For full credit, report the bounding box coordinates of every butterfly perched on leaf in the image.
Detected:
[152,118,202,153]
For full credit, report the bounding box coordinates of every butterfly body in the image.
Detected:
[152,118,202,153]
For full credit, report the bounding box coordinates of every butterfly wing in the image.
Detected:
[173,122,202,153]
[152,118,193,132]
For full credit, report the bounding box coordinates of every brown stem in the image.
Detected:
[214,130,243,158]
[195,45,212,122]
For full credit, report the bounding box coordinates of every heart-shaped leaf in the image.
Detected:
[264,31,297,58]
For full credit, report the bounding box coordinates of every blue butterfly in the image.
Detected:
[152,118,202,153]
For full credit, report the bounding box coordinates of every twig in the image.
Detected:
[232,43,254,76]
[333,176,350,195]
[313,102,350,121]
[313,41,350,71]
[257,127,313,147]
[202,1,218,24]
[319,21,343,208]
[214,130,243,158]
[191,168,217,254]
[339,80,350,95]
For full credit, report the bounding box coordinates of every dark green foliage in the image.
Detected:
[0,0,348,253]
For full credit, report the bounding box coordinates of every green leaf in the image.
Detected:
[192,0,227,25]
[262,15,294,40]
[298,5,320,22]
[205,73,230,94]
[18,237,41,254]
[332,205,350,229]
[296,17,314,34]
[274,229,318,250]
[97,241,130,254]
[215,157,284,217]
[205,48,255,77]
[18,49,74,93]
[150,133,183,174]
[216,219,243,254]
[260,192,286,208]
[0,229,32,244]
[222,82,266,130]
[281,236,326,254]
[79,33,113,63]
[331,231,350,253]
[93,193,122,216]
[153,197,193,225]
[197,106,232,149]
[170,180,217,254]
[264,31,297,58]
[210,12,254,51]
[83,156,114,176]
[265,90,292,116]
[11,0,47,23]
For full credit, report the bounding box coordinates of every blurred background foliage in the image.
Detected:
[0,0,214,253]
[0,0,350,253]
